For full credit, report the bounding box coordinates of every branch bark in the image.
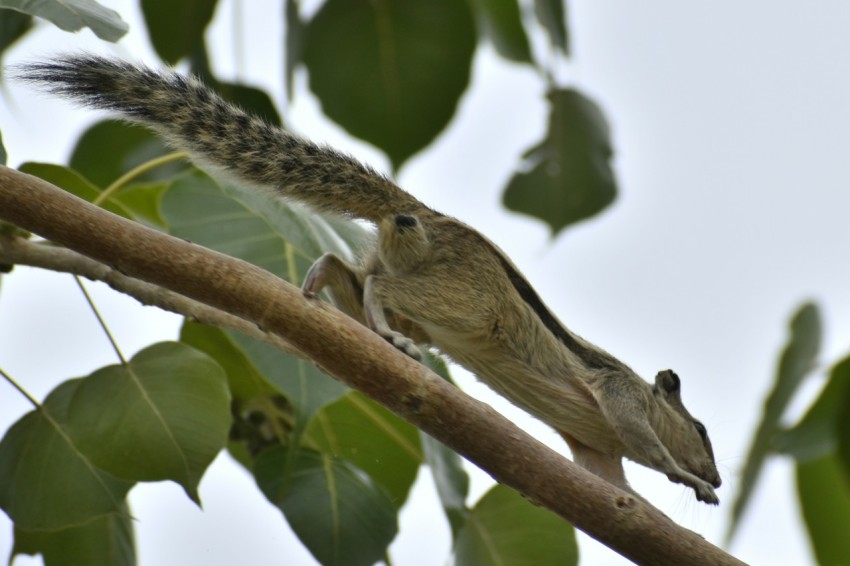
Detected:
[0,165,746,566]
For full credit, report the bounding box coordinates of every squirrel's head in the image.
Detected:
[653,369,722,489]
[378,214,431,273]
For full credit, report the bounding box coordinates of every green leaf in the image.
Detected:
[110,182,169,228]
[285,0,305,101]
[0,8,32,64]
[18,162,136,218]
[22,162,169,230]
[324,214,377,253]
[197,320,292,469]
[0,379,133,531]
[304,391,423,507]
[797,454,850,566]
[423,351,455,384]
[180,321,275,400]
[225,331,348,425]
[304,0,476,170]
[64,342,231,503]
[454,484,578,566]
[141,0,218,64]
[183,47,282,126]
[422,432,469,536]
[727,302,821,541]
[534,0,569,55]
[70,120,187,188]
[161,169,363,280]
[0,0,128,41]
[13,503,135,566]
[503,88,616,235]
[255,447,398,566]
[775,355,850,461]
[215,80,283,127]
[470,0,533,63]
[420,353,470,536]
[0,128,6,165]
[835,366,850,482]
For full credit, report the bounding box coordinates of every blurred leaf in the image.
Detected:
[836,366,850,482]
[775,355,850,462]
[70,120,187,188]
[20,158,166,233]
[420,353,470,536]
[225,438,254,472]
[0,128,6,165]
[215,80,282,126]
[0,379,133,531]
[64,342,231,503]
[534,0,569,55]
[185,44,282,126]
[304,0,476,170]
[180,321,275,400]
[422,432,469,537]
[13,503,135,566]
[141,0,218,64]
[0,0,127,41]
[255,447,398,566]
[423,351,456,385]
[18,162,135,218]
[225,331,348,426]
[181,323,293,468]
[471,0,532,63]
[727,302,821,541]
[797,454,850,565]
[304,391,422,507]
[454,484,578,565]
[161,169,361,280]
[503,88,616,235]
[162,168,310,275]
[323,214,376,253]
[284,0,305,100]
[0,220,27,238]
[0,8,32,65]
[111,182,169,228]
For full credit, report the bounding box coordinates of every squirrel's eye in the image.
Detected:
[694,422,707,439]
[394,215,418,228]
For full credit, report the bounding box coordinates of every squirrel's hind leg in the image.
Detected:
[302,252,366,323]
[559,431,631,492]
[304,253,424,360]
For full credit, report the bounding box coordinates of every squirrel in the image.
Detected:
[20,56,721,504]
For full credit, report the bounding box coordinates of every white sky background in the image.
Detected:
[1,1,849,565]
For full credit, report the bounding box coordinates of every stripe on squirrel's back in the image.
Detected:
[19,55,425,223]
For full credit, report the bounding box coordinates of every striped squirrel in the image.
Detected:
[20,56,721,504]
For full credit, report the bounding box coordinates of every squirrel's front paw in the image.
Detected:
[668,472,719,505]
[380,330,422,360]
[694,481,719,505]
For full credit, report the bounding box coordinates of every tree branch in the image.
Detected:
[0,236,305,357]
[0,165,746,566]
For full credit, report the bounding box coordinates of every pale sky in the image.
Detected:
[2,1,849,565]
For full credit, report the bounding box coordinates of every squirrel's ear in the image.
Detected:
[655,369,680,393]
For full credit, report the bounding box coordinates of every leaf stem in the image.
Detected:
[74,275,126,365]
[93,151,189,206]
[0,367,41,408]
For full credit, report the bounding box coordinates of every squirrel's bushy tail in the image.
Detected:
[20,55,423,222]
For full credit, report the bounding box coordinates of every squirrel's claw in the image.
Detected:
[380,329,422,360]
